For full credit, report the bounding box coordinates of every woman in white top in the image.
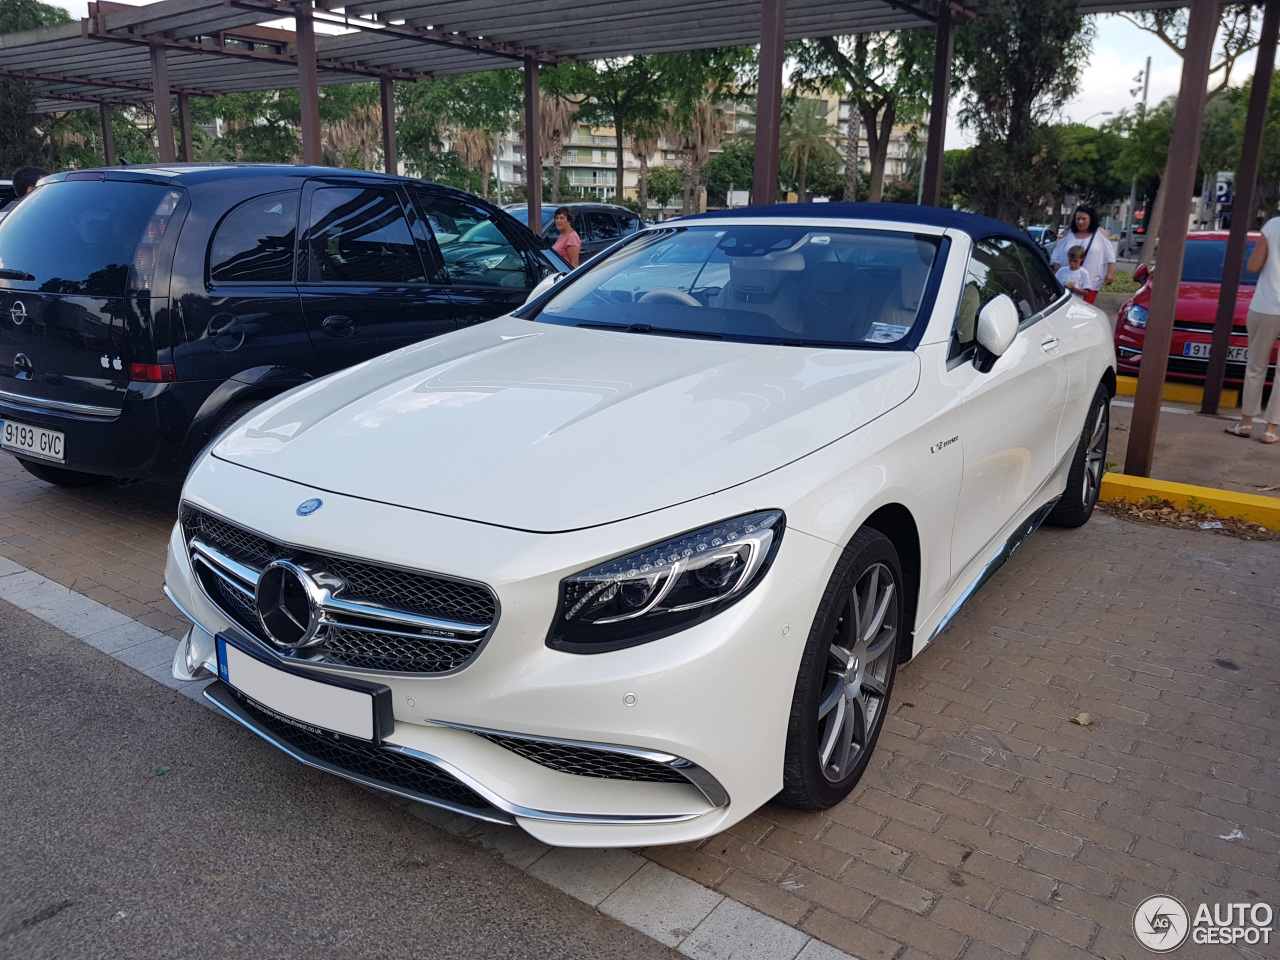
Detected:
[1227,216,1280,444]
[1050,205,1116,304]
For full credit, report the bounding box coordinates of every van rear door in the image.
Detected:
[0,176,184,418]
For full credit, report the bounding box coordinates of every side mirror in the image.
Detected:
[974,294,1019,373]
[1132,264,1149,284]
[524,271,565,304]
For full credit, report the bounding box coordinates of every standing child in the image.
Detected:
[1056,245,1089,297]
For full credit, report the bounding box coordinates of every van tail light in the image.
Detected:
[128,189,182,294]
[129,363,177,383]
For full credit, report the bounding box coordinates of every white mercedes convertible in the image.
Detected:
[165,205,1116,847]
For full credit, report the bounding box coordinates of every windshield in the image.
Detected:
[1180,239,1259,285]
[530,224,941,347]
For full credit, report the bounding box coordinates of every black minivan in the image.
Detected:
[0,165,567,486]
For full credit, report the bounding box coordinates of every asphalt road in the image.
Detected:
[0,599,678,960]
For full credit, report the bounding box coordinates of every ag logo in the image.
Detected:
[1134,895,1190,952]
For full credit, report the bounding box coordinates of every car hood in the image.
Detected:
[213,316,920,532]
[1131,280,1253,326]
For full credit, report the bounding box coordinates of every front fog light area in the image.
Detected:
[548,511,785,653]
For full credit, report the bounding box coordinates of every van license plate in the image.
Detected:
[1,420,65,462]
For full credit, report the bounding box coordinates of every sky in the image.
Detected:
[45,2,1260,151]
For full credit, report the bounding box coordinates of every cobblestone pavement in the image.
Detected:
[1,452,1277,959]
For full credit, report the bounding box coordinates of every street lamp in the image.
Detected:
[1079,110,1114,125]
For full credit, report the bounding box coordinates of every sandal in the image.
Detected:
[1262,430,1278,445]
[1225,422,1253,438]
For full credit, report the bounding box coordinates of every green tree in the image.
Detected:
[779,98,839,202]
[645,164,682,216]
[955,0,1093,224]
[702,138,755,205]
[790,32,934,202]
[0,0,74,173]
[1046,123,1126,230]
[1120,5,1265,102]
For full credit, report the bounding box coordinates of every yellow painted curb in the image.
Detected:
[1114,375,1239,407]
[1100,472,1280,530]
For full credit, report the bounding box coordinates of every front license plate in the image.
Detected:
[1,419,65,462]
[1182,342,1249,362]
[216,635,391,743]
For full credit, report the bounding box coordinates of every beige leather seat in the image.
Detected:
[714,251,806,333]
[877,255,933,329]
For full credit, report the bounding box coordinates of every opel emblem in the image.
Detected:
[13,353,33,378]
[296,498,323,516]
[255,559,324,649]
[10,301,26,325]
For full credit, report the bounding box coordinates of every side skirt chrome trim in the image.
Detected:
[925,498,1058,648]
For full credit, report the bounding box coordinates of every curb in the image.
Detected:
[0,555,854,960]
[1100,472,1280,530]
[1114,375,1239,408]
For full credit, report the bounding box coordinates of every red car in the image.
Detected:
[1114,231,1276,386]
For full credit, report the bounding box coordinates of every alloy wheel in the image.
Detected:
[1082,399,1109,509]
[816,562,898,782]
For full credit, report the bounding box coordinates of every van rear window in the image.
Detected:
[0,180,180,297]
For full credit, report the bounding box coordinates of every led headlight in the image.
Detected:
[547,511,785,653]
[1126,304,1148,328]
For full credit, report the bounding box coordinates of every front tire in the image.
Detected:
[16,458,109,488]
[1047,384,1109,528]
[778,528,903,810]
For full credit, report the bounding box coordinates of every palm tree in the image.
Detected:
[453,128,495,199]
[323,105,380,170]
[781,98,838,203]
[540,93,577,204]
[631,126,662,219]
[679,99,725,214]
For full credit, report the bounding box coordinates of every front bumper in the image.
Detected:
[1114,321,1277,386]
[165,456,835,846]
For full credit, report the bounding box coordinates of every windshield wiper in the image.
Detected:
[577,322,724,341]
[0,268,35,281]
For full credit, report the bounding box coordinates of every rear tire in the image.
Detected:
[1047,384,1109,528]
[17,458,109,488]
[778,528,903,811]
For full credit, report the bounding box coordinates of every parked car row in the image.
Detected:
[2,173,1117,847]
[503,201,643,260]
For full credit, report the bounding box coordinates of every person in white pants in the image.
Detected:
[1228,219,1280,444]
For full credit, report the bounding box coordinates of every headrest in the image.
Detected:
[899,255,932,310]
[730,251,805,296]
[811,261,852,294]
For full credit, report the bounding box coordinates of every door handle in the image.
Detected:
[1041,337,1061,353]
[321,314,355,338]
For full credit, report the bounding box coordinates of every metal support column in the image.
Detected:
[753,0,786,206]
[1124,0,1219,477]
[177,92,193,162]
[295,2,322,166]
[1202,0,1279,414]
[149,39,175,163]
[380,75,397,174]
[99,101,116,166]
[524,54,542,233]
[921,4,955,207]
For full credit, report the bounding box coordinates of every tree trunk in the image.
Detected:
[638,155,649,216]
[1049,193,1064,236]
[797,150,808,203]
[616,124,626,204]
[1140,185,1164,270]
[863,101,895,203]
[550,135,563,204]
[691,159,704,213]
[844,111,860,201]
[681,150,693,214]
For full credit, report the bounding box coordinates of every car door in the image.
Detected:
[945,235,1070,576]
[410,189,538,326]
[175,188,321,382]
[581,210,622,260]
[297,180,460,373]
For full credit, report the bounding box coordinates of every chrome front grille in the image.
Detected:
[180,505,496,675]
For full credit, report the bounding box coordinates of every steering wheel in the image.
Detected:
[638,288,702,307]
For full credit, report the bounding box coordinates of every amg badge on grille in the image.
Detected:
[296,498,323,516]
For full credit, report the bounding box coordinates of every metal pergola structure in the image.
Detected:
[0,0,1272,478]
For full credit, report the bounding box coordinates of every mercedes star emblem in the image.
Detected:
[255,559,324,649]
[296,498,323,516]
